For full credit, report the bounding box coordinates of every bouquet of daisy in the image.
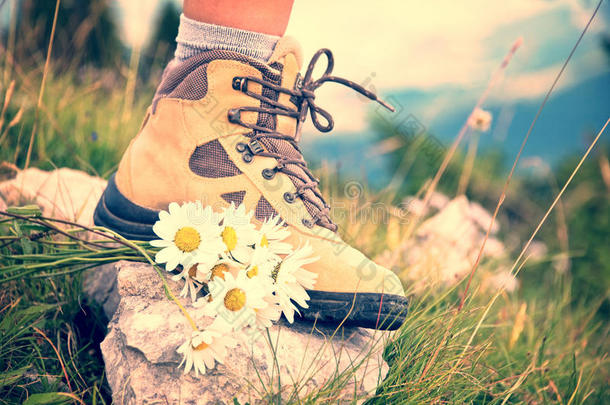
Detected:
[146,201,318,376]
[0,201,318,377]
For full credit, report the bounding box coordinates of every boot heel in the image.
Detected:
[93,174,158,241]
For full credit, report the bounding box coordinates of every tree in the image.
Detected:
[13,0,123,69]
[141,0,180,80]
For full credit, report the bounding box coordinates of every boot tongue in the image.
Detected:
[268,36,303,68]
[253,38,335,230]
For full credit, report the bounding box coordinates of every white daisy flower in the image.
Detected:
[219,203,259,263]
[202,270,269,330]
[244,246,276,283]
[196,259,242,283]
[176,327,237,376]
[191,261,243,308]
[467,108,492,132]
[150,202,224,271]
[272,244,318,323]
[240,247,279,328]
[256,214,293,259]
[255,294,282,329]
[172,264,205,302]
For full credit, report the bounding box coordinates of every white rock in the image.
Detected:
[0,167,106,227]
[83,262,121,319]
[525,240,548,261]
[426,191,450,211]
[481,268,519,293]
[87,261,390,404]
[468,201,499,234]
[379,195,507,292]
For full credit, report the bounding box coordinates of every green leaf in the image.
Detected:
[21,223,49,233]
[15,303,58,317]
[22,392,72,405]
[0,366,30,386]
[7,205,43,217]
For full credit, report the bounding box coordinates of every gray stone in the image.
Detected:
[94,261,390,404]
[377,195,508,292]
[83,263,121,319]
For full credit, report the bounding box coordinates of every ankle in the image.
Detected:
[174,14,279,63]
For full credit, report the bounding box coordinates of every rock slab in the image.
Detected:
[377,195,507,292]
[0,167,106,227]
[86,261,390,404]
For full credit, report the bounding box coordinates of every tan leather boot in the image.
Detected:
[94,37,407,330]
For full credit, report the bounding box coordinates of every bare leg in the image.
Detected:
[183,0,294,36]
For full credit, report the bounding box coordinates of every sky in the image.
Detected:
[285,0,609,132]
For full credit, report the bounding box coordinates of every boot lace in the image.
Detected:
[227,49,394,231]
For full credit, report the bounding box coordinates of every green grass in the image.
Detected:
[0,70,153,176]
[0,271,110,403]
[1,11,609,404]
[1,203,608,403]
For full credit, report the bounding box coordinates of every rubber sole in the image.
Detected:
[94,174,158,241]
[94,174,409,330]
[303,290,408,330]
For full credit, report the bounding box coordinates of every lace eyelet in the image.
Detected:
[235,142,246,153]
[302,218,314,228]
[262,168,275,180]
[232,77,248,92]
[242,153,253,163]
[283,192,295,203]
[228,108,241,123]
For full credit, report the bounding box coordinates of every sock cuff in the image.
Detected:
[175,14,279,62]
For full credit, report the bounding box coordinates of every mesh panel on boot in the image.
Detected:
[189,140,242,178]
[255,197,279,221]
[221,191,246,206]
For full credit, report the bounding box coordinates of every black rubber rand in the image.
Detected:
[303,290,408,330]
[93,173,157,241]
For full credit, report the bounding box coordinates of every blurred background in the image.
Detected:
[2,0,608,178]
[1,2,609,402]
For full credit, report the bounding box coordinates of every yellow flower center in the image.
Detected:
[224,288,246,312]
[174,227,200,253]
[194,341,209,351]
[260,234,269,248]
[221,226,237,251]
[188,265,198,279]
[210,263,229,280]
[246,265,258,278]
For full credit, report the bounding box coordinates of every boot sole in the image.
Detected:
[303,290,408,330]
[94,174,158,241]
[94,174,408,330]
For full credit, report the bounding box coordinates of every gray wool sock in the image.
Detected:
[174,14,279,62]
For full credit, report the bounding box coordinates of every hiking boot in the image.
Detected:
[94,37,408,330]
